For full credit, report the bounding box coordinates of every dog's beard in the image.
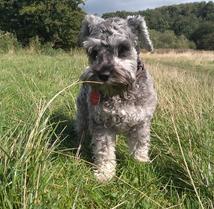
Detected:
[80,67,135,96]
[91,83,129,96]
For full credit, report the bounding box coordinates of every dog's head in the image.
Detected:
[80,15,153,95]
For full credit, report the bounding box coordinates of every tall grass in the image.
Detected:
[145,51,214,208]
[0,50,213,208]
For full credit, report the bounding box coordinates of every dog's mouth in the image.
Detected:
[80,67,134,96]
[92,83,129,96]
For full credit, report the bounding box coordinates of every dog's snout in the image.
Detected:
[96,64,113,82]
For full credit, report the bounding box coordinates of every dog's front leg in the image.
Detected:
[91,127,116,182]
[127,119,151,163]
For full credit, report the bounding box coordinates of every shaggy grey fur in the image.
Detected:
[76,15,157,182]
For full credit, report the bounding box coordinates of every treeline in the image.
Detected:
[0,0,85,50]
[103,1,214,50]
[0,1,213,51]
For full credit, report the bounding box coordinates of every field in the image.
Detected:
[0,50,213,209]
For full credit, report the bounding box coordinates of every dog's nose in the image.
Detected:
[98,71,110,82]
[97,64,113,82]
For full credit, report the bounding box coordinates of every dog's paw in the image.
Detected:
[133,153,151,163]
[94,170,115,182]
[94,163,116,182]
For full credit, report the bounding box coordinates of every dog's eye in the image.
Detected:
[90,49,98,61]
[118,44,130,58]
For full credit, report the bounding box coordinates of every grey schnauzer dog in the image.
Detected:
[76,15,157,182]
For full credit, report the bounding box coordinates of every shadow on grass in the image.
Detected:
[48,111,131,169]
[49,111,93,162]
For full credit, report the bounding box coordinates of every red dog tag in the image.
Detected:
[90,90,100,106]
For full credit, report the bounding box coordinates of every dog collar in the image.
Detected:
[90,90,101,106]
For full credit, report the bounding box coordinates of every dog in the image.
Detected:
[76,15,157,182]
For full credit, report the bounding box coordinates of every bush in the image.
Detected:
[27,36,64,55]
[150,30,196,49]
[191,22,214,50]
[198,32,214,50]
[27,36,42,53]
[0,31,20,53]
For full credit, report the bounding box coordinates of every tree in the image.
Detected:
[173,16,199,39]
[0,0,85,49]
[199,32,214,50]
[191,22,214,50]
[150,30,196,49]
[102,2,214,50]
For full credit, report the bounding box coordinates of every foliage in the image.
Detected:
[191,22,214,50]
[0,0,85,49]
[102,2,214,50]
[150,30,196,49]
[0,1,213,50]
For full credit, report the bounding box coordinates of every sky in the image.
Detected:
[82,0,212,15]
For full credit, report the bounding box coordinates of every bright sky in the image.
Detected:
[83,0,212,15]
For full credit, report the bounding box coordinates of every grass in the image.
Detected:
[0,50,213,208]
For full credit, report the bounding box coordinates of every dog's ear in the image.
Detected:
[79,15,104,44]
[127,16,154,52]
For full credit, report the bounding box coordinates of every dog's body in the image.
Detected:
[76,15,157,181]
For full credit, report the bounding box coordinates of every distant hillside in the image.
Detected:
[102,1,214,50]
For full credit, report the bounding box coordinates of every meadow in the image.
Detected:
[0,49,213,209]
